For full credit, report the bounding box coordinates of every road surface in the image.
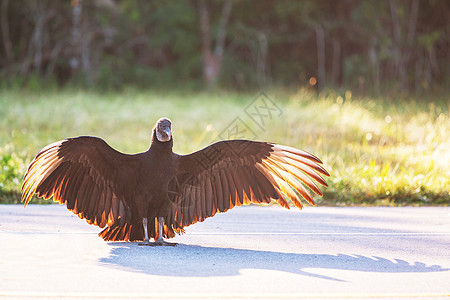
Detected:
[1,204,449,299]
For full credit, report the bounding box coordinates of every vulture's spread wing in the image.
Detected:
[22,136,140,229]
[167,140,329,228]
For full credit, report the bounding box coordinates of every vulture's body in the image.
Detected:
[22,118,329,245]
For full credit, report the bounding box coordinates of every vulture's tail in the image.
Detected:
[98,219,185,242]
[98,223,140,241]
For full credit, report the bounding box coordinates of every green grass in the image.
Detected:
[1,88,448,205]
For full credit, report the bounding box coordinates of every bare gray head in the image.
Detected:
[155,118,172,142]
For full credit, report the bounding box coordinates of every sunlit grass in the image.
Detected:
[284,89,449,205]
[0,88,448,205]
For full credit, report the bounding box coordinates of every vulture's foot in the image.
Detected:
[153,240,177,247]
[138,239,177,246]
[138,239,152,246]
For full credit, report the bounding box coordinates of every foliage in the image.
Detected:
[0,0,449,91]
[0,89,448,205]
[0,145,26,202]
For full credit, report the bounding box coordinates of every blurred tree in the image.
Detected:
[1,0,13,64]
[0,0,449,92]
[198,0,232,88]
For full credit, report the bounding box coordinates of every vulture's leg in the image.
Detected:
[153,217,177,246]
[138,217,151,246]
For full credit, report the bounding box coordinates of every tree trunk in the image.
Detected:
[368,42,380,92]
[407,0,419,46]
[20,2,52,76]
[1,0,13,63]
[389,0,407,91]
[407,0,419,90]
[198,0,232,88]
[331,38,340,87]
[70,0,82,72]
[32,17,43,73]
[256,30,268,87]
[315,26,326,91]
[81,29,92,84]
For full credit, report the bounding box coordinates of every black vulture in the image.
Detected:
[22,118,329,246]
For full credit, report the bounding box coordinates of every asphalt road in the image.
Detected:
[1,204,449,299]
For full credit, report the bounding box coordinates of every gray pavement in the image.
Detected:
[0,204,449,299]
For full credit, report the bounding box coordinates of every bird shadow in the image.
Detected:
[98,242,448,281]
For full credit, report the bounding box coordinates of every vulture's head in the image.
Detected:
[155,118,172,142]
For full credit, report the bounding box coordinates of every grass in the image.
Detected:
[0,88,448,205]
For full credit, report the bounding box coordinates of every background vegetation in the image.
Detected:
[1,0,449,91]
[1,89,448,205]
[0,0,449,205]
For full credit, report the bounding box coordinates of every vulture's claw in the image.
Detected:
[138,239,152,246]
[153,240,177,247]
[138,240,177,247]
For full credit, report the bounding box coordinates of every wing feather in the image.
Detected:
[224,169,237,208]
[74,175,90,215]
[231,168,244,206]
[219,169,231,211]
[236,166,251,203]
[205,176,214,216]
[21,136,139,229]
[169,140,329,229]
[188,183,196,224]
[269,155,323,195]
[199,179,207,221]
[193,179,202,222]
[214,172,224,212]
